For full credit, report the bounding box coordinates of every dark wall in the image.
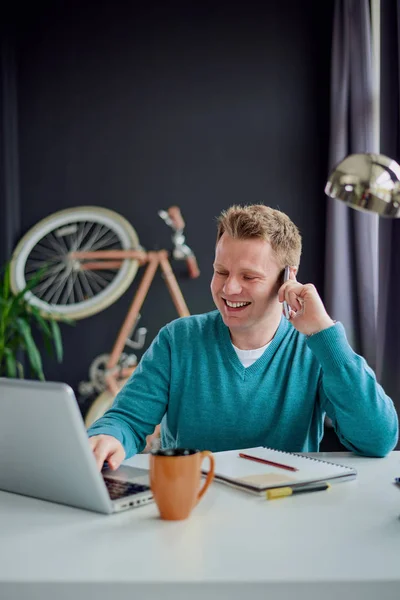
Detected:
[11,0,333,392]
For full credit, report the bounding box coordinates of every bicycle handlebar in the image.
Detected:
[160,205,200,279]
[186,254,200,279]
[167,206,185,230]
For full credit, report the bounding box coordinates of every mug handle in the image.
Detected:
[196,450,215,504]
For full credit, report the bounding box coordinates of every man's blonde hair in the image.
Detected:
[216,204,302,269]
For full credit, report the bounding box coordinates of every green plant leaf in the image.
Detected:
[15,318,45,380]
[4,348,17,378]
[50,319,63,363]
[8,266,49,314]
[29,305,52,337]
[0,262,73,380]
[59,316,75,326]
[16,361,24,378]
[3,263,10,300]
[42,335,54,357]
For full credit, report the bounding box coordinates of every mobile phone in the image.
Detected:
[283,266,290,320]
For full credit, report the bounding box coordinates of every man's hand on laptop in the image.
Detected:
[89,435,126,471]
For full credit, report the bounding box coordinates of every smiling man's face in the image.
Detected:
[211,233,283,342]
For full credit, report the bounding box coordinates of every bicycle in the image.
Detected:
[10,205,199,446]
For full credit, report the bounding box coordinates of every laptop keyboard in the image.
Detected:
[103,477,151,501]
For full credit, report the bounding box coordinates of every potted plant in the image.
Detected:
[0,263,71,380]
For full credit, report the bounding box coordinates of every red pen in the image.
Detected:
[238,452,299,472]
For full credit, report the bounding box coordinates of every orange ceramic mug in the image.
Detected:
[150,448,215,520]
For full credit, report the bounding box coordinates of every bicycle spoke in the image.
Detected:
[73,272,86,302]
[69,272,76,304]
[60,269,79,305]
[33,266,68,298]
[78,269,97,299]
[48,269,72,305]
[47,231,70,255]
[55,231,70,253]
[25,261,66,277]
[81,223,105,251]
[25,260,55,274]
[79,270,104,294]
[88,226,118,249]
[29,248,61,263]
[90,231,120,251]
[77,221,96,249]
[64,223,81,253]
[94,270,115,282]
[29,242,61,260]
[83,269,112,290]
[74,221,94,251]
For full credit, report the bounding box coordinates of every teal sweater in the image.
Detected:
[87,311,398,457]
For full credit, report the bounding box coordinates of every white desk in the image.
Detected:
[0,452,399,600]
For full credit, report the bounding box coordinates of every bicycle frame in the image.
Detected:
[70,248,191,395]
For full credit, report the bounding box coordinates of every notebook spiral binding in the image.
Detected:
[262,447,355,471]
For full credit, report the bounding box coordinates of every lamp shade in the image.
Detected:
[325,153,400,218]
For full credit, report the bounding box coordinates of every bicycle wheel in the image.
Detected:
[84,387,120,428]
[10,206,141,320]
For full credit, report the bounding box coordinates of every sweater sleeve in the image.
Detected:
[86,326,171,457]
[307,323,399,457]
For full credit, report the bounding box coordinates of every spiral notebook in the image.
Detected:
[205,447,357,495]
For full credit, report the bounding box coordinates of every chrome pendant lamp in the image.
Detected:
[325,153,400,218]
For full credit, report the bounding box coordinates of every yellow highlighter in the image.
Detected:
[266,482,331,500]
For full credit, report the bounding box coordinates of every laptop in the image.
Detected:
[0,378,154,514]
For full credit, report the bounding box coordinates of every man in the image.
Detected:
[88,204,398,471]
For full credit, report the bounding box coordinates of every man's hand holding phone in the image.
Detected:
[279,267,335,336]
[282,266,291,319]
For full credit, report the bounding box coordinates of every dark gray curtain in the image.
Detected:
[377,0,400,417]
[0,28,21,267]
[325,0,378,369]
